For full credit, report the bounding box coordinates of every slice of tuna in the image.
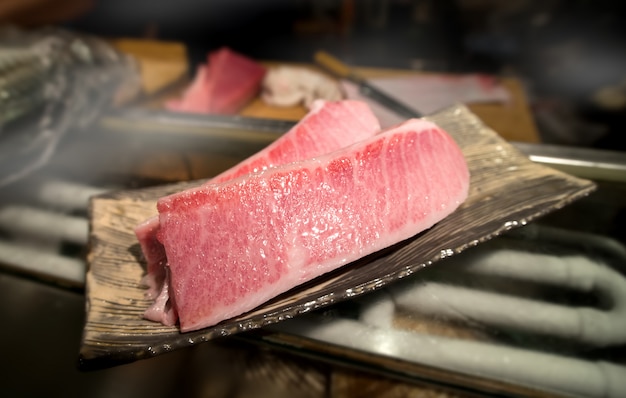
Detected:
[165,47,266,115]
[156,118,470,332]
[165,65,211,113]
[136,100,382,324]
[203,47,266,114]
[208,99,382,183]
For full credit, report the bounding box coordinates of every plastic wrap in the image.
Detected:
[0,26,141,188]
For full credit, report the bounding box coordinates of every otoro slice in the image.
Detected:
[157,118,470,332]
[136,100,381,324]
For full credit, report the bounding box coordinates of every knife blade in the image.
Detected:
[314,51,422,119]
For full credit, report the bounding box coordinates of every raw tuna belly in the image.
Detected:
[135,216,167,297]
[157,118,470,332]
[165,47,266,115]
[209,99,382,183]
[136,99,381,324]
[204,47,266,114]
[165,65,211,113]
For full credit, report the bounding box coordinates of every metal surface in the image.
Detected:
[101,108,292,141]
[515,142,626,183]
[104,108,626,184]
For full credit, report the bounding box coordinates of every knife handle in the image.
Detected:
[314,51,361,82]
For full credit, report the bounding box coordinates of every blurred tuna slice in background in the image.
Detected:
[166,47,266,115]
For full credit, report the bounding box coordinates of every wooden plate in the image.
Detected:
[79,105,595,369]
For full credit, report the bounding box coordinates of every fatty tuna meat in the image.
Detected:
[136,99,382,324]
[165,65,211,113]
[166,47,266,115]
[156,118,470,332]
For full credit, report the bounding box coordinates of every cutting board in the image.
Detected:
[109,39,541,144]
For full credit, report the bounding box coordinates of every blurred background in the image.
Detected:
[4,0,623,149]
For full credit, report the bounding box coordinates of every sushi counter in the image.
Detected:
[1,36,625,398]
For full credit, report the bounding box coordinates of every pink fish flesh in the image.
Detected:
[136,99,382,324]
[156,118,470,332]
[166,47,266,115]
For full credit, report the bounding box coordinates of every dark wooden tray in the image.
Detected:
[79,105,595,369]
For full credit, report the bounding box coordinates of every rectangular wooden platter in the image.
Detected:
[79,105,595,370]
